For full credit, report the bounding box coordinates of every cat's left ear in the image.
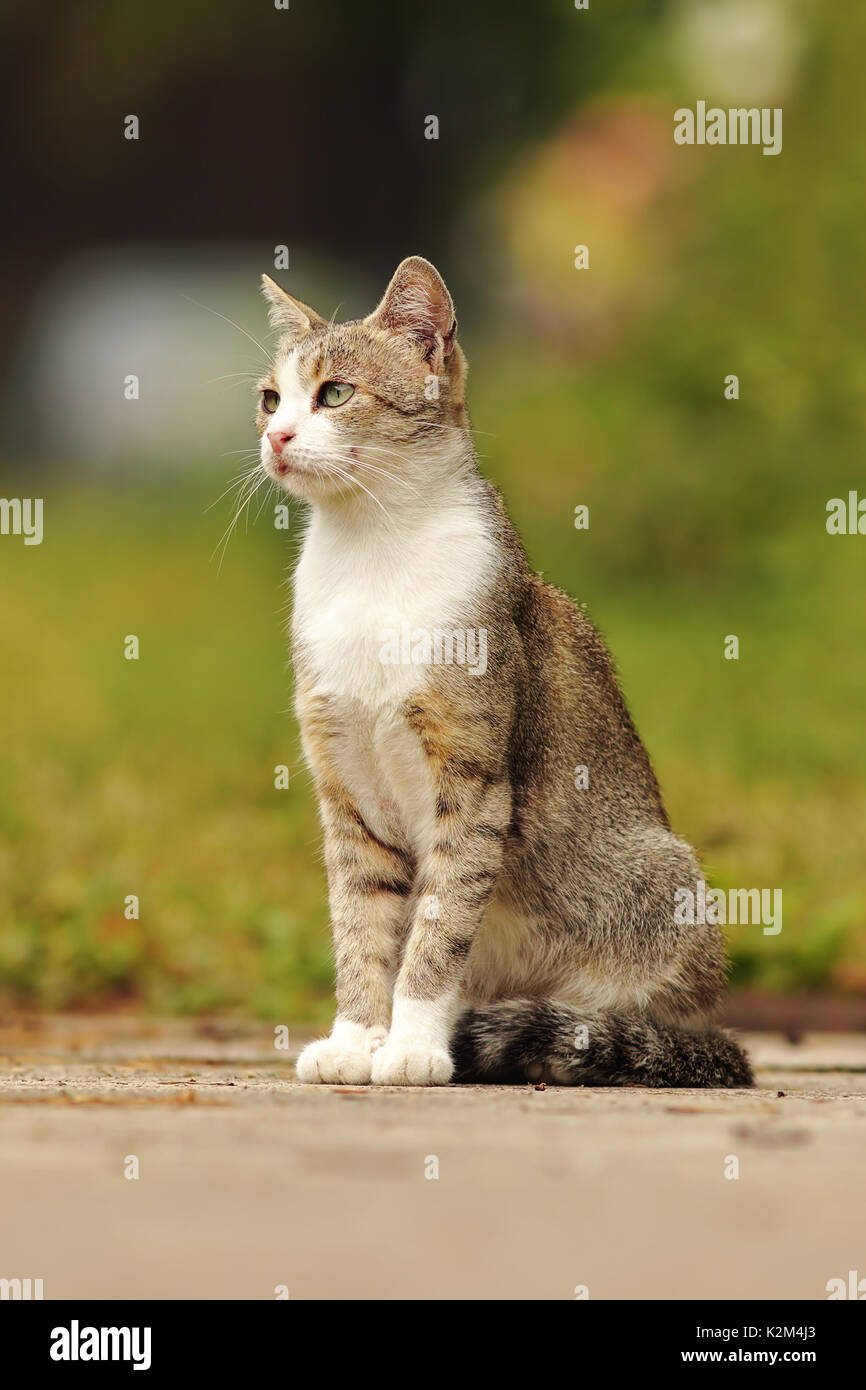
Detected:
[261,274,326,340]
[366,256,457,370]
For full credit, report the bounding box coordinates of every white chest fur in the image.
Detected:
[292,492,495,852]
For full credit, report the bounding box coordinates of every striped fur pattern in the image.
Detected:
[253,257,752,1089]
[452,1002,753,1087]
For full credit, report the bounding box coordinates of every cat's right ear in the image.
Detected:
[260,274,325,340]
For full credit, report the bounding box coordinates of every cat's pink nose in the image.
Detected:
[268,428,295,455]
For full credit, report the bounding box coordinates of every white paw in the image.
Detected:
[296,1026,386,1085]
[371,1040,454,1087]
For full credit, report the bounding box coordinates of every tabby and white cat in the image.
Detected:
[253,256,752,1088]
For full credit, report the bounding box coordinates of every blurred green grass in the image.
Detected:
[0,479,334,1020]
[1,384,864,1019]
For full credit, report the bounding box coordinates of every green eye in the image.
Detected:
[320,382,354,408]
[261,389,280,413]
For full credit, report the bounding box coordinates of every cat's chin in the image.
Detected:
[265,459,344,503]
[269,469,318,501]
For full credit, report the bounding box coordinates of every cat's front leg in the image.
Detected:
[296,1019,389,1085]
[372,768,511,1086]
[296,780,413,1085]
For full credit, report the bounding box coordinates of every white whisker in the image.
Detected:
[211,466,268,569]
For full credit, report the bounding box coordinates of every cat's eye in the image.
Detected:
[319,382,354,408]
[261,389,280,413]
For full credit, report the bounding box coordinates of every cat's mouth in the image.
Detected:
[264,446,359,496]
[269,455,302,480]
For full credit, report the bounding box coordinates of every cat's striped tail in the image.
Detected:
[451,999,753,1088]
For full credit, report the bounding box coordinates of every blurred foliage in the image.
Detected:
[0,482,331,1020]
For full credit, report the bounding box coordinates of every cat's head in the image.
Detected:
[256,256,468,504]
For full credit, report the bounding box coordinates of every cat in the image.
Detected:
[253,255,753,1089]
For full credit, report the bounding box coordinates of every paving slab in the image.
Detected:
[0,1017,864,1300]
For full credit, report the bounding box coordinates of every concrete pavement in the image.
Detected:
[0,1016,864,1300]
